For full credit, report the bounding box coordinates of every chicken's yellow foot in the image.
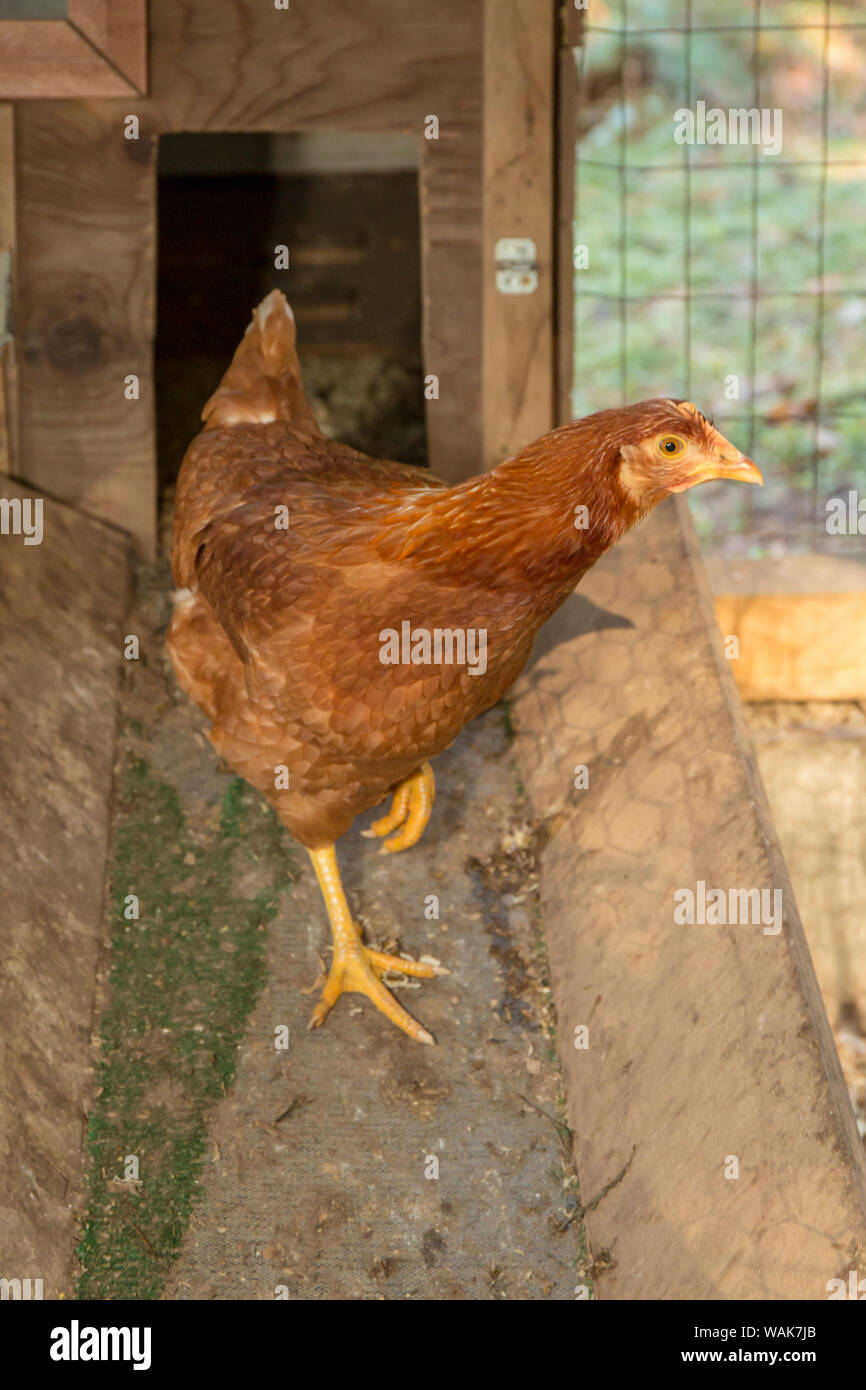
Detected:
[362,761,435,854]
[306,845,445,1044]
[362,779,412,838]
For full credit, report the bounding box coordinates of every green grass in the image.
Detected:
[75,753,295,1300]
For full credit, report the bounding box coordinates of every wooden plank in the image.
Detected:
[15,101,156,554]
[562,0,586,47]
[420,116,483,483]
[147,0,482,134]
[554,41,578,426]
[15,0,485,546]
[707,555,866,701]
[714,593,866,701]
[482,0,555,469]
[554,0,585,427]
[70,0,149,93]
[0,102,15,475]
[706,553,866,597]
[0,21,137,99]
[0,479,130,1297]
[511,498,866,1297]
[555,1,585,427]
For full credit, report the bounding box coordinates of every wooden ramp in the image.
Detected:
[0,481,130,1295]
[513,498,866,1299]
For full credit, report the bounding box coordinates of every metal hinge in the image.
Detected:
[494,237,538,295]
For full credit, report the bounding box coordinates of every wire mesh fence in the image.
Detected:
[573,0,866,557]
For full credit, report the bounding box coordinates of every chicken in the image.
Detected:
[169,291,762,1045]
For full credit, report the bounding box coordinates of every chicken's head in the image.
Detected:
[616,399,762,509]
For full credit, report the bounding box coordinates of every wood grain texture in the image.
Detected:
[555,52,577,428]
[70,0,149,93]
[15,101,157,551]
[146,0,482,134]
[420,117,483,483]
[554,0,581,426]
[15,0,485,549]
[512,497,866,1297]
[0,479,130,1298]
[482,0,555,469]
[0,21,138,99]
[0,102,15,474]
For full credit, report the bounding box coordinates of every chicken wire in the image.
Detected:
[573,0,866,557]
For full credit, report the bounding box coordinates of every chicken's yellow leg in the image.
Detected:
[362,762,435,854]
[306,845,445,1044]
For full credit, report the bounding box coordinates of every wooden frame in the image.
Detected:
[13,0,487,554]
[555,1,581,427]
[10,0,561,552]
[0,2,147,99]
[0,102,15,474]
[482,0,556,468]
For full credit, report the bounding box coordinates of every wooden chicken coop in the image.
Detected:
[0,0,579,552]
[1,1,865,1304]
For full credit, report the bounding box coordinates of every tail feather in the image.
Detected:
[200,290,319,432]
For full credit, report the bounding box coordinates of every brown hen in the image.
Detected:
[169,291,762,1044]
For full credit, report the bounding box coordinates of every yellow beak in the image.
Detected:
[670,452,764,493]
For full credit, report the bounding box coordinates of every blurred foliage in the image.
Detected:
[573,0,866,554]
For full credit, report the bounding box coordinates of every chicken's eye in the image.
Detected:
[658,435,686,458]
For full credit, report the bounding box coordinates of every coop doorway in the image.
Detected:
[155,132,427,504]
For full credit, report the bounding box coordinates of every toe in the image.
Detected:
[366,948,448,978]
[341,950,436,1043]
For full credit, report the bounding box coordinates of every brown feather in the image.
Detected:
[169,295,694,847]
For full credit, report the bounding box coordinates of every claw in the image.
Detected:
[306,845,443,1044]
[307,942,436,1044]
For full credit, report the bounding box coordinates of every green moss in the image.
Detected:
[75,751,295,1300]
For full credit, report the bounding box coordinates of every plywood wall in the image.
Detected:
[14,0,485,552]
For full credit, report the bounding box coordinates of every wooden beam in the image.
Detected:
[708,556,866,701]
[16,101,156,554]
[0,16,142,99]
[70,1,149,94]
[511,498,866,1297]
[0,479,130,1299]
[714,593,866,702]
[147,0,482,134]
[420,117,483,483]
[13,0,486,547]
[482,0,555,469]
[554,4,580,426]
[0,102,15,475]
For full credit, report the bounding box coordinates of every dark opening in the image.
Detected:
[156,132,427,504]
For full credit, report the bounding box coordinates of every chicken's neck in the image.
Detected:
[383,420,648,619]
